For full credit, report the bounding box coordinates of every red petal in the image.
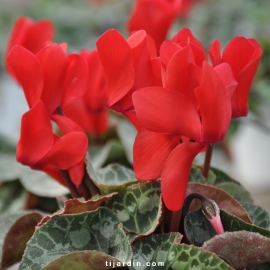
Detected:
[16,100,54,165]
[80,50,106,112]
[134,129,179,180]
[161,142,204,211]
[68,160,85,185]
[160,40,181,69]
[208,39,221,66]
[61,54,88,108]
[133,86,201,140]
[96,29,134,109]
[214,63,237,98]
[165,45,197,100]
[6,45,43,108]
[51,115,84,134]
[194,62,231,143]
[223,37,262,117]
[172,28,206,66]
[122,110,142,131]
[151,57,162,86]
[6,17,54,55]
[39,132,88,170]
[36,44,69,113]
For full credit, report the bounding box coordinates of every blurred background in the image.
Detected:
[0,0,270,215]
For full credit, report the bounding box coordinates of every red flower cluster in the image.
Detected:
[5,17,108,186]
[97,28,262,211]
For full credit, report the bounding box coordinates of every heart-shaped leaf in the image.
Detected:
[0,211,42,270]
[94,164,137,194]
[107,180,162,242]
[131,233,233,270]
[187,183,252,223]
[19,207,132,270]
[203,231,270,269]
[242,203,270,229]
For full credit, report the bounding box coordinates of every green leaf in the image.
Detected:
[189,165,216,185]
[221,209,270,238]
[90,140,127,169]
[131,233,233,270]
[0,180,27,215]
[41,251,121,270]
[187,183,252,223]
[107,180,162,242]
[0,211,42,270]
[216,182,253,203]
[19,207,132,270]
[0,135,16,153]
[116,120,137,164]
[211,167,241,186]
[242,203,270,229]
[0,153,22,182]
[203,231,270,269]
[94,164,137,194]
[38,193,117,227]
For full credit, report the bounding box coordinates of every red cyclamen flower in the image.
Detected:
[209,37,262,117]
[132,29,239,211]
[17,100,88,186]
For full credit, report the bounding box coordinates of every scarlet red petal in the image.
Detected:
[208,39,221,66]
[6,45,43,107]
[16,100,54,165]
[134,129,180,180]
[61,54,88,108]
[161,142,204,211]
[68,160,85,185]
[96,29,134,109]
[165,45,197,100]
[39,132,88,170]
[51,115,84,134]
[214,63,238,98]
[80,50,106,112]
[133,86,201,140]
[223,37,262,117]
[160,40,181,69]
[194,62,231,143]
[122,110,142,131]
[36,44,69,113]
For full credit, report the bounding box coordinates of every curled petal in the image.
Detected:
[62,54,89,108]
[161,142,204,211]
[36,44,69,113]
[96,29,134,109]
[134,129,180,180]
[133,86,201,140]
[194,62,231,143]
[39,132,88,170]
[208,39,221,66]
[16,100,53,165]
[6,45,43,108]
[51,115,84,134]
[223,37,262,117]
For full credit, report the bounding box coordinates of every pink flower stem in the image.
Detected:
[59,170,80,198]
[202,143,213,179]
[79,180,91,200]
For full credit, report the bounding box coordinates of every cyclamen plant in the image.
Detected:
[1,5,270,270]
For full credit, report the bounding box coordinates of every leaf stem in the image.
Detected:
[202,143,213,179]
[84,165,100,197]
[59,170,80,198]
